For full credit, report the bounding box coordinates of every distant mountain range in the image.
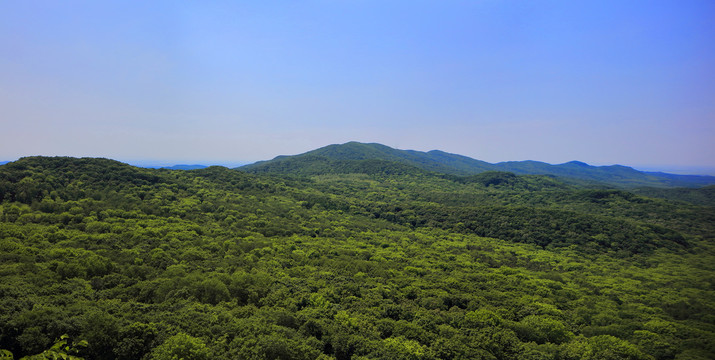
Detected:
[0,160,210,171]
[239,142,715,188]
[160,164,208,170]
[138,164,209,170]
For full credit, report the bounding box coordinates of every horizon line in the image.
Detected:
[3,156,715,177]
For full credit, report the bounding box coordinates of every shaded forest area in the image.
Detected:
[0,157,713,359]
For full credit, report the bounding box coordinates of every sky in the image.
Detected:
[1,1,714,173]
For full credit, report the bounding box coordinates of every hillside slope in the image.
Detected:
[240,142,715,188]
[0,157,713,359]
[242,142,493,176]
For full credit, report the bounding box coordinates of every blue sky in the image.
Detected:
[1,1,714,173]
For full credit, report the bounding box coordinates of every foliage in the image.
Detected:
[0,334,87,360]
[0,157,713,359]
[239,142,715,188]
[150,333,210,360]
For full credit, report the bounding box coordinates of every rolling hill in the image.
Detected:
[0,156,713,359]
[240,142,715,188]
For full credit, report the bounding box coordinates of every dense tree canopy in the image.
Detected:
[0,157,713,359]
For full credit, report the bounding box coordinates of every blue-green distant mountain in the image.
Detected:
[139,164,209,170]
[239,142,492,176]
[162,164,208,170]
[239,142,715,188]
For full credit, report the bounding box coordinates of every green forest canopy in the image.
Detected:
[0,156,713,359]
[239,142,715,188]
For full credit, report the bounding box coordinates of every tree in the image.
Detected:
[562,335,652,360]
[1,334,87,360]
[150,333,210,360]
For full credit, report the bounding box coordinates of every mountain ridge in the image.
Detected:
[239,141,715,188]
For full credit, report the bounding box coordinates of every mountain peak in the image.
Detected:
[564,161,590,167]
[238,142,715,188]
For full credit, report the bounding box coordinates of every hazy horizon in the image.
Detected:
[3,141,715,176]
[2,1,713,172]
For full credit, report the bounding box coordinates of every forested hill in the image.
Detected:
[1,156,714,359]
[240,142,493,176]
[239,142,715,188]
